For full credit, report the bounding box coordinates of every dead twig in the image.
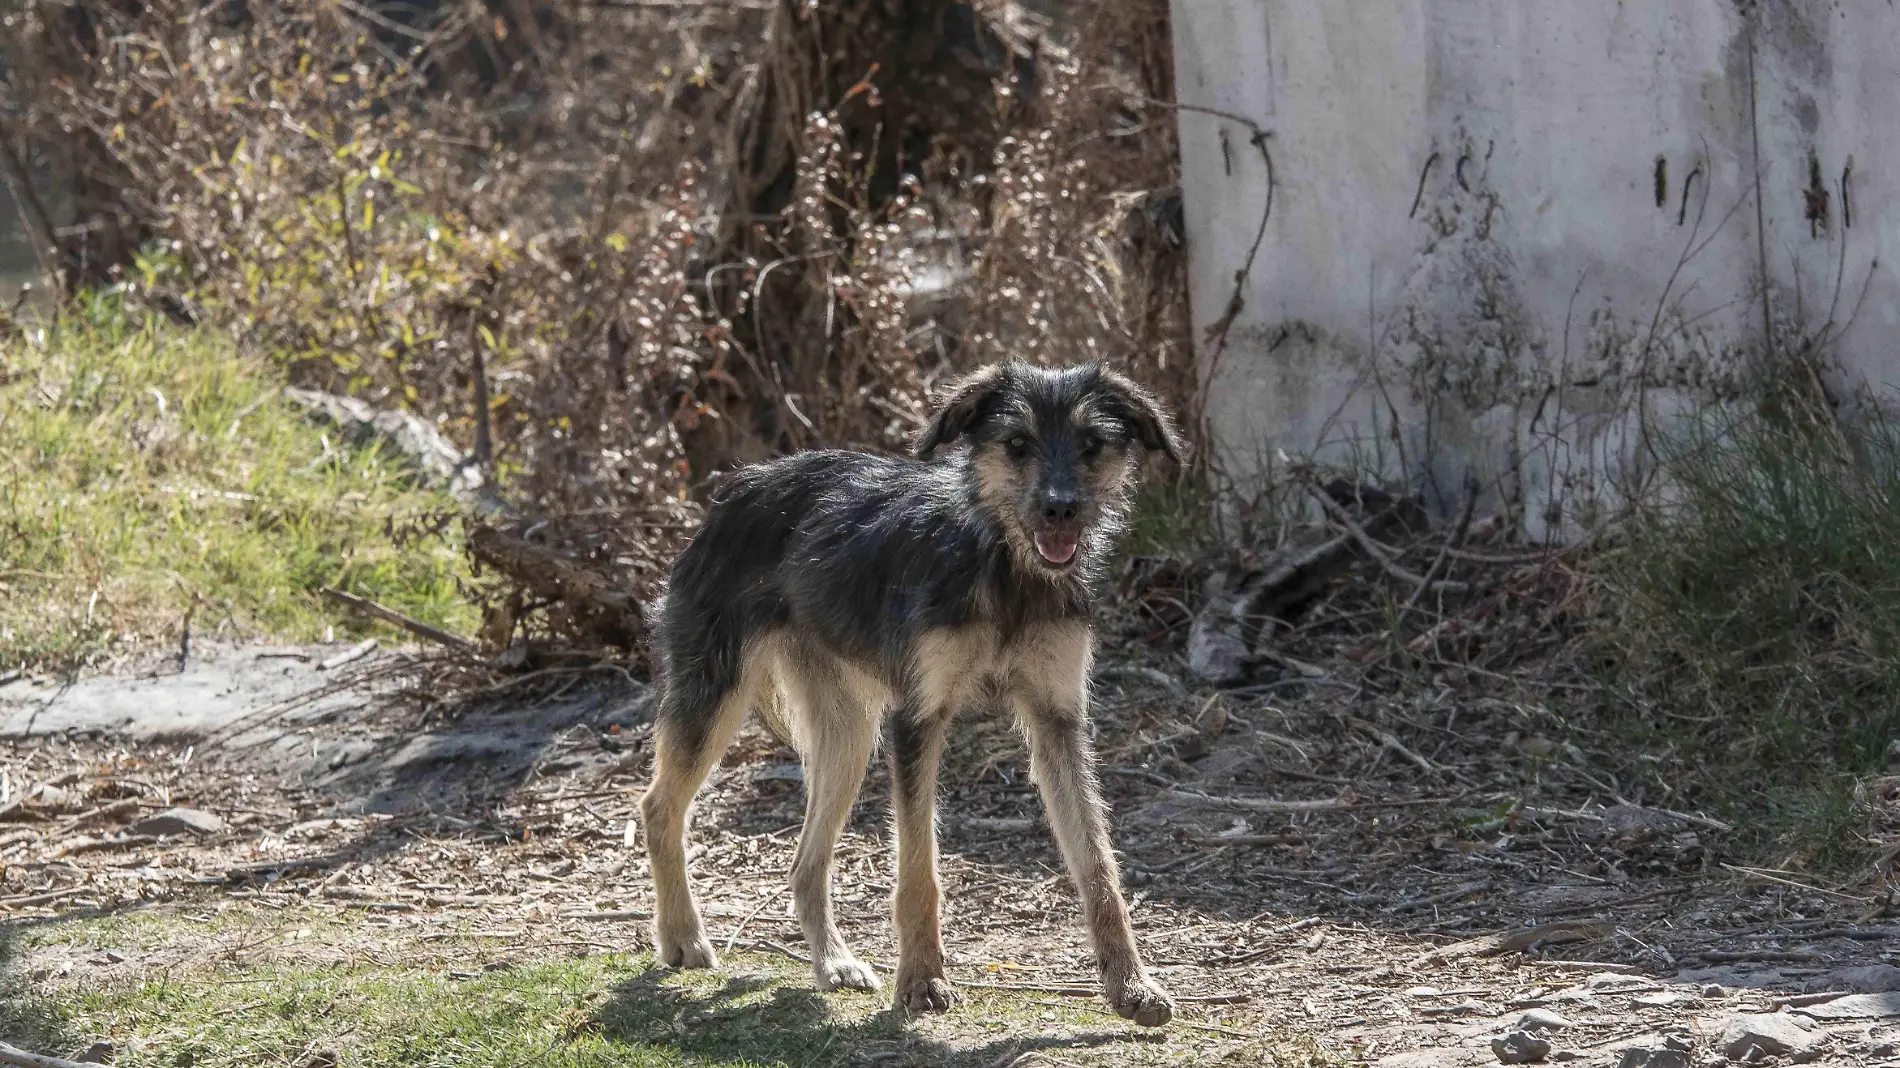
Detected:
[1722,864,1870,905]
[1408,920,1611,967]
[318,638,379,671]
[1349,717,1439,775]
[0,887,89,911]
[320,588,479,655]
[1163,789,1352,814]
[1307,485,1471,594]
[0,1040,100,1068]
[1398,478,1478,624]
[562,909,653,922]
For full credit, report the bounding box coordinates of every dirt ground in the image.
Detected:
[4,638,1900,1067]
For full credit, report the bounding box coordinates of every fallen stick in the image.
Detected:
[317,638,378,671]
[0,1040,98,1068]
[320,588,479,655]
[1408,920,1610,967]
[1399,479,1478,621]
[1350,717,1439,774]
[52,834,159,857]
[1163,788,1351,813]
[962,980,1250,1004]
[0,887,87,910]
[1307,485,1471,593]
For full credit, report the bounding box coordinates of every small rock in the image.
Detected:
[1492,1030,1553,1065]
[1701,984,1727,998]
[1615,1033,1694,1068]
[1718,1013,1826,1062]
[67,1041,113,1064]
[131,807,224,837]
[1550,1053,1579,1063]
[1517,1008,1574,1032]
[1634,991,1693,1008]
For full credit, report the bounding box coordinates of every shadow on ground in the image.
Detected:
[595,965,1147,1068]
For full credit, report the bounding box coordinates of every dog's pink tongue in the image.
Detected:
[1034,531,1079,565]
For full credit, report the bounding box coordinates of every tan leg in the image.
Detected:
[786,679,881,992]
[888,707,960,1013]
[640,686,752,970]
[1017,705,1174,1027]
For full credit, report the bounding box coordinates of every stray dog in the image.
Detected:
[639,360,1182,1027]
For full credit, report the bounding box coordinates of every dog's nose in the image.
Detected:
[1042,491,1079,522]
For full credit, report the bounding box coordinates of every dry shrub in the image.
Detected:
[5,0,1193,659]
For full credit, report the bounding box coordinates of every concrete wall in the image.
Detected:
[1171,1,1900,540]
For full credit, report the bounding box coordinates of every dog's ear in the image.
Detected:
[915,364,1006,459]
[1098,369,1186,463]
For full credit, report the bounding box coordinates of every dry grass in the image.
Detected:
[1597,379,1900,869]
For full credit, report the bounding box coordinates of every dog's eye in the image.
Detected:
[1004,435,1031,454]
[1079,432,1103,456]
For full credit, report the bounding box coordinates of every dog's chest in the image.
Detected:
[907,621,1091,714]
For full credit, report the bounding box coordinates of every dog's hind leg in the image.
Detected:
[640,667,756,971]
[783,664,881,992]
[888,705,961,1013]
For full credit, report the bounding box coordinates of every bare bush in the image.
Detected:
[3,0,1193,661]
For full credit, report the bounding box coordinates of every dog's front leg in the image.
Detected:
[888,706,961,1013]
[1016,702,1174,1027]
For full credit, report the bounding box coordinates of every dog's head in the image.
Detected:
[915,361,1184,576]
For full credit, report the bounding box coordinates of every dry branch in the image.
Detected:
[466,526,644,650]
[1408,920,1611,967]
[1308,484,1471,594]
[319,589,478,655]
[0,1041,97,1068]
[1163,788,1352,814]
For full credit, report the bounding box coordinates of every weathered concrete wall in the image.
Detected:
[1171,1,1899,540]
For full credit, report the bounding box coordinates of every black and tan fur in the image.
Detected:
[638,360,1182,1027]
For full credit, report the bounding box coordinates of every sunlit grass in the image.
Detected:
[0,295,474,671]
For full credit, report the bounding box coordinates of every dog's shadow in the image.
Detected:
[594,965,1151,1067]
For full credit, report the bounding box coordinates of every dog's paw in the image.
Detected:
[1105,973,1174,1028]
[896,975,961,1014]
[815,954,882,992]
[656,929,719,970]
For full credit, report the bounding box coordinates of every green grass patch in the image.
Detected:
[0,295,474,671]
[0,906,1313,1067]
[1124,471,1224,559]
[1597,379,1900,868]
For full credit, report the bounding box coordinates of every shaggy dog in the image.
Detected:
[640,360,1182,1026]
